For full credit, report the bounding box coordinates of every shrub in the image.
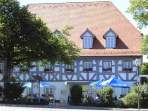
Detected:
[141,63,148,75]
[122,84,148,108]
[114,99,125,108]
[3,78,25,102]
[96,86,113,106]
[83,95,94,106]
[70,85,82,105]
[122,92,138,108]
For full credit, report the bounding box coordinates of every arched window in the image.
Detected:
[80,28,95,49]
[104,28,117,49]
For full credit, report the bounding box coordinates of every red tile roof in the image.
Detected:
[28,1,142,57]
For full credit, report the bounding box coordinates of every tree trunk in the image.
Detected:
[3,57,12,101]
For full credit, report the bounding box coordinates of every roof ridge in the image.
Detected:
[28,1,112,6]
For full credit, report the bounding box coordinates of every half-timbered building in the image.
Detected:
[0,1,142,103]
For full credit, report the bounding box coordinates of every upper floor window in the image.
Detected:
[83,61,93,72]
[44,63,54,72]
[104,28,117,49]
[103,61,112,72]
[65,64,74,73]
[122,61,132,72]
[0,63,3,73]
[80,28,95,49]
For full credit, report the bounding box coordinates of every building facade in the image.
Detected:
[0,1,142,103]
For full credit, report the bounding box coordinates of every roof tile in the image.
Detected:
[28,2,142,56]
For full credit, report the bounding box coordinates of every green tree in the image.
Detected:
[96,86,113,106]
[128,0,148,28]
[141,35,148,54]
[3,77,25,102]
[141,63,148,75]
[0,0,79,82]
[128,0,148,54]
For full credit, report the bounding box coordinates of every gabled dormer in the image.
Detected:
[103,28,118,49]
[80,28,95,49]
[53,29,62,37]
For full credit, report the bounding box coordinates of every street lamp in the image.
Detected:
[134,58,142,111]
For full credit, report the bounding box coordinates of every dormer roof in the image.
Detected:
[80,28,95,39]
[103,28,118,39]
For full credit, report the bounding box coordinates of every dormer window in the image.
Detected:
[80,28,95,49]
[104,28,117,49]
[53,29,62,37]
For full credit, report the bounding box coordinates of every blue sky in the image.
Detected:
[18,0,147,35]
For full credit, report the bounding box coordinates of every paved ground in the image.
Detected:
[0,104,148,111]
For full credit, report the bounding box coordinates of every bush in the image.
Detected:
[141,91,148,108]
[96,86,113,106]
[114,99,125,108]
[3,77,25,102]
[141,63,148,75]
[70,85,82,105]
[83,95,94,106]
[122,84,148,108]
[122,92,138,108]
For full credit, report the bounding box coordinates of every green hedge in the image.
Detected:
[122,85,148,108]
[96,86,113,106]
[122,92,138,108]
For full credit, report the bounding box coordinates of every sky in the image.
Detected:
[18,0,147,35]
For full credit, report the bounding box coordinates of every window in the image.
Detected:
[44,63,54,72]
[44,88,49,95]
[53,29,62,37]
[65,64,74,73]
[106,36,116,48]
[123,61,132,72]
[83,36,93,49]
[104,28,117,49]
[0,63,3,73]
[83,61,93,71]
[81,29,95,49]
[103,61,112,72]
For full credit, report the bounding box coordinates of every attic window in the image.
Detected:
[80,28,95,49]
[53,29,62,37]
[104,28,117,49]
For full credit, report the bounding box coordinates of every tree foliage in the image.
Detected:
[0,0,79,80]
[141,63,148,75]
[96,86,113,106]
[128,0,148,28]
[3,77,25,101]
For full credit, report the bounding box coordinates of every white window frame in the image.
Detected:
[106,36,116,48]
[83,36,93,49]
[65,64,74,73]
[83,61,93,71]
[44,63,54,72]
[122,61,132,72]
[103,61,112,72]
[81,29,94,49]
[104,29,117,49]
